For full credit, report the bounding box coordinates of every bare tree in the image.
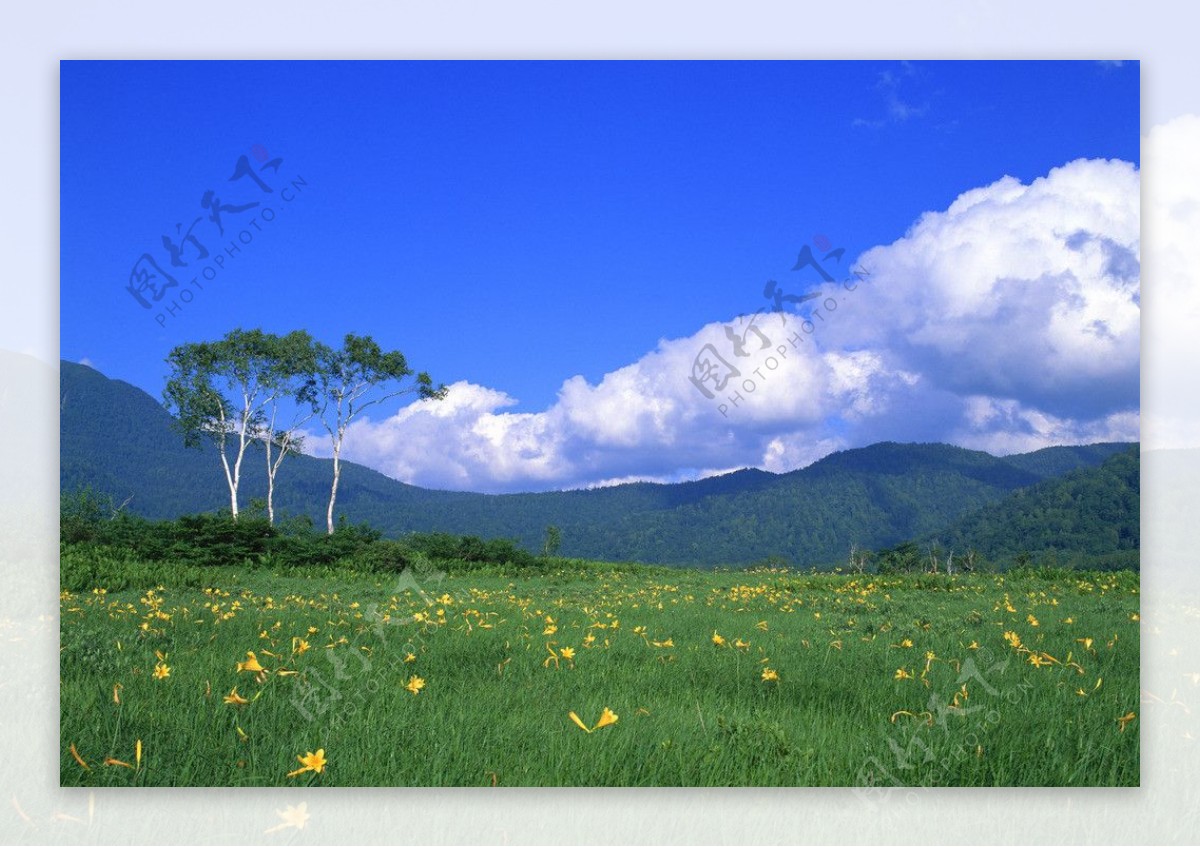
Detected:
[926,540,943,574]
[849,542,871,574]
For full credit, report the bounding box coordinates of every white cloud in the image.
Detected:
[834,157,1140,420]
[318,154,1141,493]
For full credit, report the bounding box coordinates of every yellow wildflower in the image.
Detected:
[569,708,619,733]
[287,749,327,777]
[405,675,425,695]
[236,651,266,673]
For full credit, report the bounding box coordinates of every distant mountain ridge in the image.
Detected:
[59,360,1138,567]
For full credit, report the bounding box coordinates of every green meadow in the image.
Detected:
[60,551,1140,787]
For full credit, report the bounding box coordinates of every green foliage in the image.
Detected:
[542,524,562,557]
[927,446,1140,570]
[875,542,921,574]
[60,485,115,544]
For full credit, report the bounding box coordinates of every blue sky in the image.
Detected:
[61,60,1141,492]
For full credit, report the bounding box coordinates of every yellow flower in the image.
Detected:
[894,668,913,681]
[761,667,779,682]
[559,646,576,661]
[404,652,416,663]
[293,638,310,656]
[543,624,558,635]
[405,675,425,695]
[712,631,726,647]
[568,708,619,733]
[153,662,171,680]
[223,687,250,705]
[236,651,266,673]
[1027,614,1040,627]
[287,748,327,777]
[734,638,750,650]
[1003,631,1022,648]
[1077,637,1094,651]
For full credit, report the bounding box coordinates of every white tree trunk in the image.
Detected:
[265,436,276,525]
[326,440,342,535]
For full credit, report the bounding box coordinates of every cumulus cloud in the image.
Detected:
[315,154,1141,492]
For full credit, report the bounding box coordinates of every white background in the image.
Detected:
[2,2,1197,843]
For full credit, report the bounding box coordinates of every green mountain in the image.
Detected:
[60,359,1137,567]
[923,445,1139,566]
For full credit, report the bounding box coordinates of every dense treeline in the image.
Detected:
[60,488,565,592]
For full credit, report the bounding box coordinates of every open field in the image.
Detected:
[60,556,1139,787]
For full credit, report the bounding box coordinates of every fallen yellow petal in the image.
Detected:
[568,711,592,733]
[69,743,89,770]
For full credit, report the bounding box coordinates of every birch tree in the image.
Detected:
[259,330,319,525]
[310,334,446,534]
[164,328,278,521]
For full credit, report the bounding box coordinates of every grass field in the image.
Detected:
[60,555,1140,787]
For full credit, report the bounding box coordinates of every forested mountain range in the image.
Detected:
[60,360,1138,567]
